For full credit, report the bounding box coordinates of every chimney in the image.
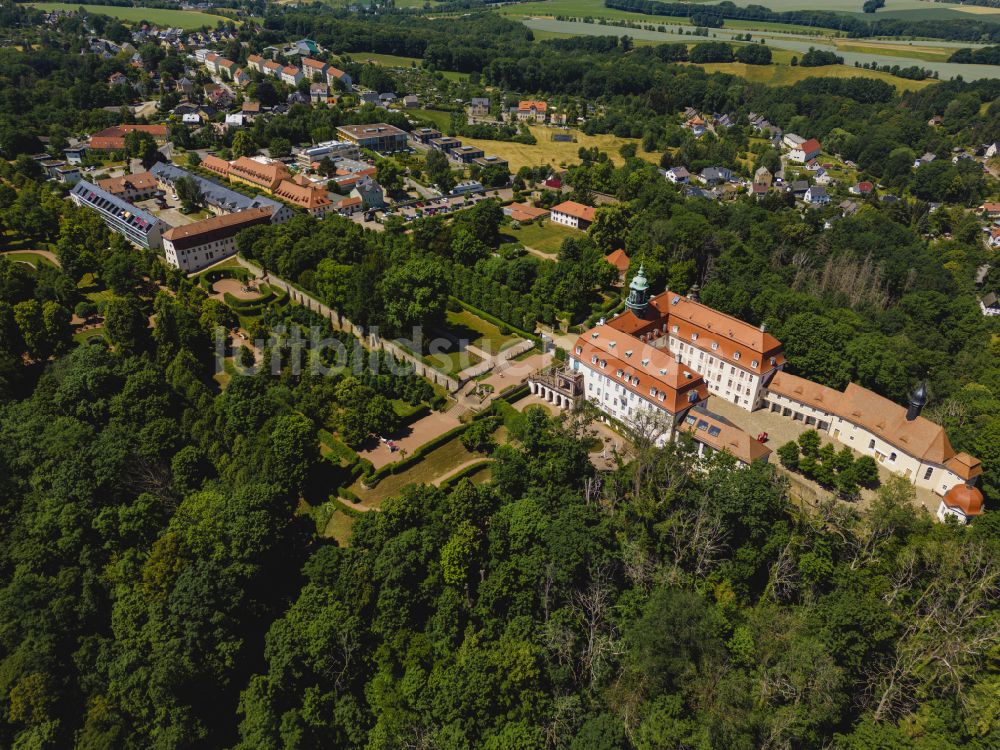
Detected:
[760,321,767,333]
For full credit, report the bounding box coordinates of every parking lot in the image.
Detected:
[134,191,201,229]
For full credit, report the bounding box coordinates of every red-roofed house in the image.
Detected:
[551,200,597,230]
[515,100,547,123]
[605,249,630,277]
[788,138,822,163]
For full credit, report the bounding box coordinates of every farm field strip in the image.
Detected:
[27,3,231,29]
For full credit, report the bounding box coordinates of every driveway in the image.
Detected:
[357,409,462,470]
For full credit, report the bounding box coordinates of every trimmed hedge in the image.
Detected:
[439,460,492,491]
[362,422,472,488]
[451,296,541,345]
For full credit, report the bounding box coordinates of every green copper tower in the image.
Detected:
[625,263,650,315]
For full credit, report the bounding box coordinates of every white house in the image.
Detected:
[550,200,597,230]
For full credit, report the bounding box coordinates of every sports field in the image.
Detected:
[28,3,228,29]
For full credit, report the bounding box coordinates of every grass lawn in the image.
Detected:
[411,108,454,130]
[73,327,106,346]
[501,219,579,256]
[27,3,230,29]
[213,358,237,390]
[444,308,520,353]
[322,504,358,545]
[1,251,57,269]
[455,124,661,172]
[78,274,116,305]
[347,435,480,508]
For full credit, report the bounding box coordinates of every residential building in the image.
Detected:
[300,57,328,80]
[246,54,265,73]
[850,181,874,195]
[350,176,385,209]
[97,171,159,201]
[788,138,822,163]
[452,145,485,163]
[663,166,690,184]
[753,166,772,187]
[379,92,397,106]
[54,166,81,185]
[551,200,597,230]
[63,145,89,164]
[228,156,292,192]
[515,100,547,123]
[70,180,165,250]
[764,372,982,498]
[162,207,274,272]
[429,137,462,154]
[410,127,442,145]
[783,133,805,150]
[403,94,419,109]
[201,154,232,180]
[469,97,490,117]
[804,185,829,205]
[281,66,303,86]
[980,202,1000,220]
[336,123,408,152]
[325,66,352,89]
[310,83,329,103]
[335,195,363,216]
[262,60,283,78]
[981,291,1000,316]
[699,167,732,186]
[472,155,508,171]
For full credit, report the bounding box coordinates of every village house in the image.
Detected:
[550,200,597,230]
[514,100,547,123]
[788,138,822,163]
[88,124,168,151]
[469,97,490,117]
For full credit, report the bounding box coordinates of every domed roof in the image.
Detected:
[943,483,985,517]
[910,381,928,406]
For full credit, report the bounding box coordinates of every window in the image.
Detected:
[711,341,718,350]
[924,467,933,481]
[889,452,897,462]
[868,439,876,450]
[575,346,582,355]
[751,360,759,368]
[733,352,741,361]
[671,325,678,333]
[691,332,698,341]
[591,355,597,364]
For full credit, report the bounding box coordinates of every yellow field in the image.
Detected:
[687,62,934,92]
[454,125,661,172]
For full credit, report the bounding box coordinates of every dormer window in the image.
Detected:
[641,358,650,366]
[711,341,719,350]
[625,349,633,358]
[650,387,657,396]
[733,352,741,361]
[599,359,606,368]
[632,377,639,386]
[751,359,758,368]
[691,333,698,341]
[591,355,597,364]
[575,346,582,355]
[770,357,777,366]
[671,325,678,333]
[659,368,667,375]
[616,369,623,377]
[591,332,599,339]
[657,392,665,401]
[608,341,616,348]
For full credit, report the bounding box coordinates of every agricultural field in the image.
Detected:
[452,124,661,172]
[689,60,933,90]
[27,3,229,30]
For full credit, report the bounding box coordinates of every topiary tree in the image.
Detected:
[798,429,821,458]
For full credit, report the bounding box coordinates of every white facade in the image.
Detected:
[662,334,775,411]
[164,233,239,273]
[550,209,584,229]
[762,388,967,495]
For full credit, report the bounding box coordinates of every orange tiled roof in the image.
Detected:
[163,207,273,250]
[98,171,157,195]
[942,483,984,516]
[767,371,842,413]
[518,100,547,112]
[229,157,291,190]
[200,154,231,176]
[552,200,596,222]
[605,249,630,273]
[273,178,332,210]
[574,324,708,414]
[507,202,550,222]
[678,410,772,464]
[301,57,326,71]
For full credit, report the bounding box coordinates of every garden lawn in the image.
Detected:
[27,3,229,29]
[350,52,466,81]
[347,435,480,508]
[444,309,520,353]
[411,108,454,130]
[322,503,359,546]
[501,219,579,256]
[1,251,57,269]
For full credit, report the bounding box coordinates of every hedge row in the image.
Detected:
[198,266,251,290]
[451,296,541,346]
[438,460,492,491]
[362,422,472,488]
